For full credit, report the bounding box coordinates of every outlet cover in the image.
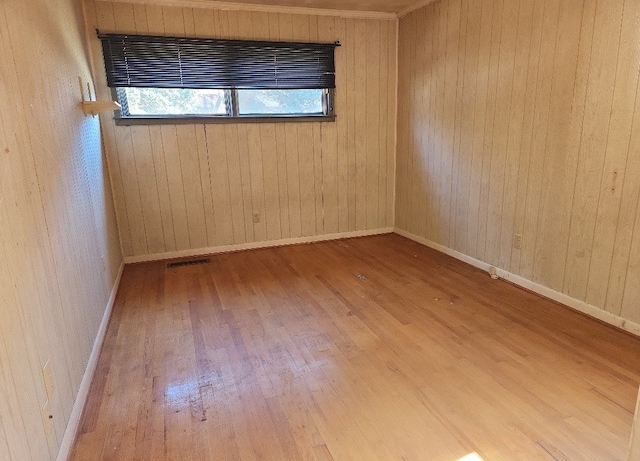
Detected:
[514,234,523,250]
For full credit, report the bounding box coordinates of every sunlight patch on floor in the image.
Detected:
[456,453,484,461]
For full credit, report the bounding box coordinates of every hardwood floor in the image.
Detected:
[70,234,640,461]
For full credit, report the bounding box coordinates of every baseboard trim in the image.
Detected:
[393,228,640,338]
[124,228,395,264]
[56,261,125,461]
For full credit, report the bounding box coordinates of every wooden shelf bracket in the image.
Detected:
[79,77,120,117]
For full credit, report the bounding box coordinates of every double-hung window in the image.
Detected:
[98,33,338,124]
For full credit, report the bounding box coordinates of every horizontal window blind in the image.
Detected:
[98,33,338,90]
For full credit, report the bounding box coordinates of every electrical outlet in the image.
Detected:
[41,400,53,437]
[513,234,523,250]
[42,361,54,400]
[100,255,106,272]
[253,213,261,224]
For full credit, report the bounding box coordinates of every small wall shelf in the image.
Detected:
[81,99,120,116]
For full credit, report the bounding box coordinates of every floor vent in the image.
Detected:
[167,258,210,268]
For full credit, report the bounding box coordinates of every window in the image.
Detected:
[118,87,329,117]
[98,33,338,124]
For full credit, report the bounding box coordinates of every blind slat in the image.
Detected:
[99,33,337,90]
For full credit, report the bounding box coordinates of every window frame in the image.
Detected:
[112,87,336,126]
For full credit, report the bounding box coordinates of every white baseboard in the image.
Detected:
[393,228,640,338]
[124,228,395,264]
[56,261,125,461]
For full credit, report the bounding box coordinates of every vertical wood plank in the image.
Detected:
[476,0,503,261]
[224,124,249,244]
[148,125,177,252]
[366,20,381,229]
[531,0,583,291]
[335,17,349,232]
[246,124,268,242]
[205,124,235,245]
[450,0,466,251]
[456,0,481,256]
[484,0,516,263]
[160,125,190,250]
[387,20,397,228]
[465,0,493,258]
[587,0,640,310]
[563,0,625,299]
[517,0,560,280]
[498,0,535,270]
[509,0,547,273]
[176,125,208,250]
[354,19,367,231]
[128,127,165,254]
[259,123,283,241]
[194,125,218,247]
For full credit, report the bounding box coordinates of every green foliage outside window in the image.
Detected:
[121,88,324,117]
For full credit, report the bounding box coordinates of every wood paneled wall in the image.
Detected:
[396,0,640,324]
[86,1,397,259]
[0,0,122,459]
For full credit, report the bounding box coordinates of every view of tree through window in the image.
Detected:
[123,88,228,116]
[237,89,324,115]
[119,88,327,118]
